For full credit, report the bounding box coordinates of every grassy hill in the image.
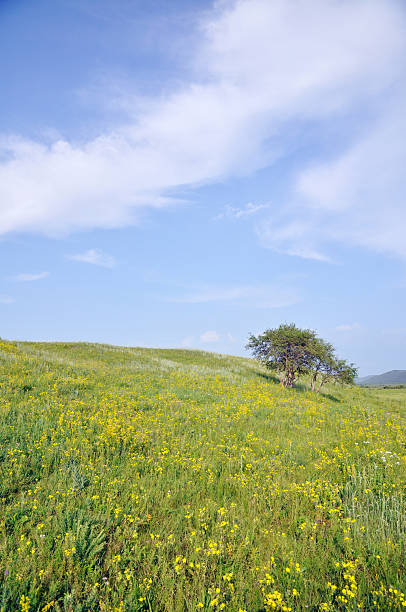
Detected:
[357,370,406,387]
[0,340,405,611]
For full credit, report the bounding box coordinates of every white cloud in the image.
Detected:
[298,105,406,257]
[0,0,405,248]
[336,323,361,332]
[183,331,236,346]
[12,271,49,282]
[0,295,14,304]
[214,202,271,220]
[67,249,116,268]
[258,100,406,260]
[256,219,334,262]
[200,330,220,343]
[169,284,299,308]
[181,335,194,348]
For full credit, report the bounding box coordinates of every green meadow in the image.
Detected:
[0,339,405,611]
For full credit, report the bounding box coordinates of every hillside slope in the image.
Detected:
[0,340,405,611]
[357,369,406,386]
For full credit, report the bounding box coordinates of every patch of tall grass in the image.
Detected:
[0,340,404,611]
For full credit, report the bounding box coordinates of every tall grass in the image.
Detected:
[0,339,405,611]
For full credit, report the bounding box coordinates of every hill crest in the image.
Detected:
[357,369,406,386]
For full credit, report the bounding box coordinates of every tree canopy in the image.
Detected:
[247,323,357,390]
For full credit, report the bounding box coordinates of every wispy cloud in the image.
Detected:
[182,331,236,347]
[0,0,404,256]
[0,294,15,304]
[168,284,299,308]
[257,94,406,260]
[256,219,334,262]
[214,202,271,220]
[181,335,195,348]
[11,271,49,282]
[67,249,116,268]
[336,323,361,331]
[200,330,219,343]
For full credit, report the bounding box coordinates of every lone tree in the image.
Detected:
[246,323,317,388]
[247,323,357,391]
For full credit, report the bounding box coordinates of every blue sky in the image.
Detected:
[1,0,406,375]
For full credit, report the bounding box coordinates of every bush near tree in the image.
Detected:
[247,323,357,391]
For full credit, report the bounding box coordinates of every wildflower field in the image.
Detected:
[0,340,405,611]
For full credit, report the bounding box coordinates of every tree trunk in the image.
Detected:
[316,380,325,393]
[310,374,317,391]
[285,369,295,388]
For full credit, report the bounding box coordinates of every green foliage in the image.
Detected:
[309,340,357,393]
[247,323,318,387]
[247,323,357,391]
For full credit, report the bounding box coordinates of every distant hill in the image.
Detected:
[357,370,406,386]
